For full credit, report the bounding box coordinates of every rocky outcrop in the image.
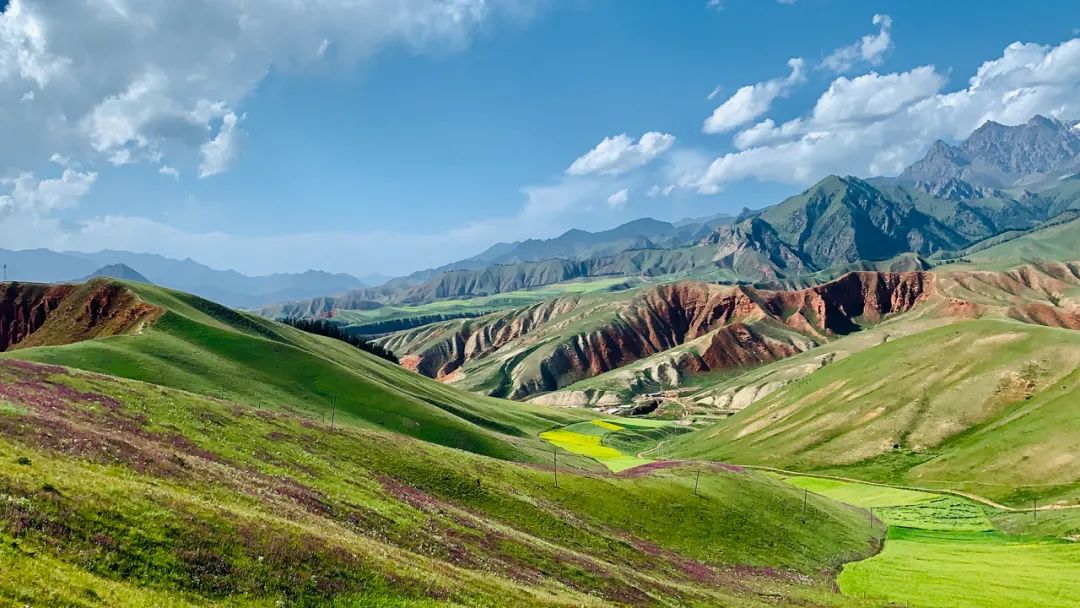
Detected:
[385,271,933,400]
[379,296,580,379]
[0,280,162,352]
[700,218,810,280]
[0,284,75,351]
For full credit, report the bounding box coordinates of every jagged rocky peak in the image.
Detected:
[901,114,1080,195]
[699,217,810,278]
[961,114,1080,177]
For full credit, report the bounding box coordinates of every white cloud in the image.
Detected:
[48,152,73,167]
[703,57,805,133]
[159,165,179,179]
[821,14,893,73]
[567,132,676,176]
[606,188,629,208]
[0,167,97,217]
[691,37,1080,193]
[0,0,533,199]
[646,184,675,198]
[199,112,243,178]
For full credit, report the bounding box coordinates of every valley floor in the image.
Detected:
[771,473,1080,607]
[540,416,1080,608]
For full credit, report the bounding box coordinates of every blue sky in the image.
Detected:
[1,0,1078,276]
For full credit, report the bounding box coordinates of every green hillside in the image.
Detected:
[669,319,1080,506]
[0,358,881,607]
[950,216,1080,269]
[2,281,595,463]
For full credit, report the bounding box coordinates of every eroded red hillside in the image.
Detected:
[383,271,934,399]
[0,280,162,351]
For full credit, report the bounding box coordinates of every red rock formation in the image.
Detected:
[0,283,75,351]
[389,271,935,399]
[0,280,162,352]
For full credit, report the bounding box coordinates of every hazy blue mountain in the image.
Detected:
[0,248,366,307]
[83,263,151,283]
[429,215,733,272]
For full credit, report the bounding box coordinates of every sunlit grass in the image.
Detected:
[838,529,1080,608]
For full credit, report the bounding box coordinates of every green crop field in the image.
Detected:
[774,474,1080,607]
[839,529,1080,608]
[539,418,681,472]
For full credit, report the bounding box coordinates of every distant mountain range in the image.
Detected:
[0,248,369,308]
[397,214,734,284]
[267,115,1080,318]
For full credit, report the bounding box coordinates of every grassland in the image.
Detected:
[775,475,940,509]
[333,277,641,334]
[0,358,883,607]
[670,319,1080,507]
[944,216,1080,270]
[773,474,1080,607]
[2,281,598,464]
[840,529,1080,608]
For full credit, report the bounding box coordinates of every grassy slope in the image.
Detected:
[0,359,881,607]
[2,281,596,464]
[670,319,1080,506]
[784,476,1080,608]
[945,216,1080,270]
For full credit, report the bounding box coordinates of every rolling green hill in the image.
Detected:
[0,348,881,606]
[0,280,596,462]
[669,318,1080,507]
[948,215,1080,270]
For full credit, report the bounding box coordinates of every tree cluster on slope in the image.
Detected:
[280,317,399,364]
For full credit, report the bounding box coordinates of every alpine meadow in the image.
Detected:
[1,2,1080,607]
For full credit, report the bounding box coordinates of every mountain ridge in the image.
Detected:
[267,115,1080,317]
[0,247,368,307]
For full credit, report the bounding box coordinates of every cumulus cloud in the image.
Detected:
[0,166,97,217]
[703,58,805,134]
[606,188,629,208]
[567,132,676,176]
[691,37,1080,193]
[0,0,532,204]
[646,184,675,198]
[822,14,893,73]
[158,165,179,179]
[199,112,243,178]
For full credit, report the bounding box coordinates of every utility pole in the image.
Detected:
[553,446,559,488]
[694,468,701,496]
[803,488,808,517]
[2,263,6,281]
[329,397,337,431]
[869,507,874,529]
